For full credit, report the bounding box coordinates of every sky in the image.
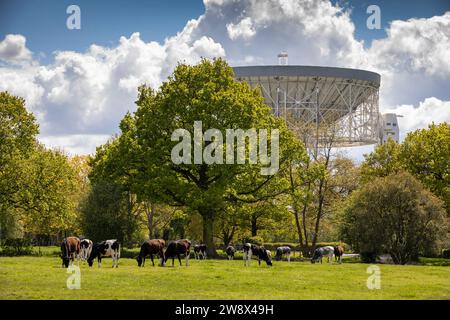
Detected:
[1,0,449,160]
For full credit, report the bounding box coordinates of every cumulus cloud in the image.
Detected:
[0,0,449,155]
[384,97,450,139]
[0,34,33,63]
[366,12,450,107]
[227,17,256,40]
[0,31,225,147]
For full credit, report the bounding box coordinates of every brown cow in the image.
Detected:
[164,239,191,267]
[136,239,165,267]
[60,237,80,268]
[334,245,344,264]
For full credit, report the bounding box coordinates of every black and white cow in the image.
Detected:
[193,244,207,260]
[87,239,121,268]
[275,246,291,262]
[311,246,334,265]
[79,239,93,261]
[243,243,272,267]
[164,239,191,267]
[226,246,236,260]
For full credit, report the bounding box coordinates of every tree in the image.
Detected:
[0,92,39,214]
[131,59,305,257]
[339,171,447,264]
[360,138,402,181]
[401,123,450,214]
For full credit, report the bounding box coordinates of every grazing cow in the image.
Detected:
[60,237,80,268]
[243,243,272,267]
[193,244,207,260]
[334,245,344,264]
[79,239,93,261]
[226,246,236,260]
[275,246,291,262]
[164,239,191,267]
[87,239,121,268]
[136,239,165,267]
[311,246,335,265]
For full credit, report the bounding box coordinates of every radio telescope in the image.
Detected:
[233,58,382,147]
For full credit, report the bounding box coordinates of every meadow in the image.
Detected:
[0,254,449,300]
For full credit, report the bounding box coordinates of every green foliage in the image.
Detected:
[80,179,142,246]
[103,58,307,256]
[361,123,450,214]
[339,171,448,264]
[0,238,33,256]
[0,91,80,239]
[243,236,264,245]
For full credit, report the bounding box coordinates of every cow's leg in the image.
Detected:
[329,254,333,265]
[204,251,207,260]
[98,257,102,268]
[287,253,291,263]
[243,252,247,266]
[172,257,175,267]
[177,254,182,266]
[150,254,155,267]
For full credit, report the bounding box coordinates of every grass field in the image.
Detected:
[0,255,449,300]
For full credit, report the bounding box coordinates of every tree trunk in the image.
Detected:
[146,203,155,239]
[312,179,325,249]
[200,211,218,258]
[251,214,258,237]
[293,209,304,247]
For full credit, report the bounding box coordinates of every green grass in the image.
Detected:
[0,256,449,300]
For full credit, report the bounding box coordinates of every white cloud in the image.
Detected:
[227,17,256,40]
[0,34,33,63]
[384,97,450,140]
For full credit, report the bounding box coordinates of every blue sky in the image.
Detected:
[0,0,449,156]
[1,0,449,64]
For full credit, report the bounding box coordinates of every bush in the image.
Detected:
[243,236,264,246]
[360,252,378,263]
[0,238,33,256]
[442,249,450,259]
[339,172,448,265]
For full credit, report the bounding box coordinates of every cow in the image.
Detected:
[193,244,207,260]
[136,239,165,267]
[226,246,236,260]
[311,246,335,265]
[79,239,93,261]
[60,237,80,268]
[243,243,272,267]
[87,239,121,268]
[275,246,291,262]
[334,245,344,264]
[164,239,191,267]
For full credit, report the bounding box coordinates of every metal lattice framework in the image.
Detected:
[233,65,381,147]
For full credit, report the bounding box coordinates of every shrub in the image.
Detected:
[339,172,448,265]
[0,238,33,256]
[243,236,264,246]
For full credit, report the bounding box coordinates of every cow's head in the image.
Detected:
[266,250,273,266]
[61,255,70,268]
[311,249,321,264]
[136,255,143,267]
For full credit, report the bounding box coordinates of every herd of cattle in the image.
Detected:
[60,237,345,268]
